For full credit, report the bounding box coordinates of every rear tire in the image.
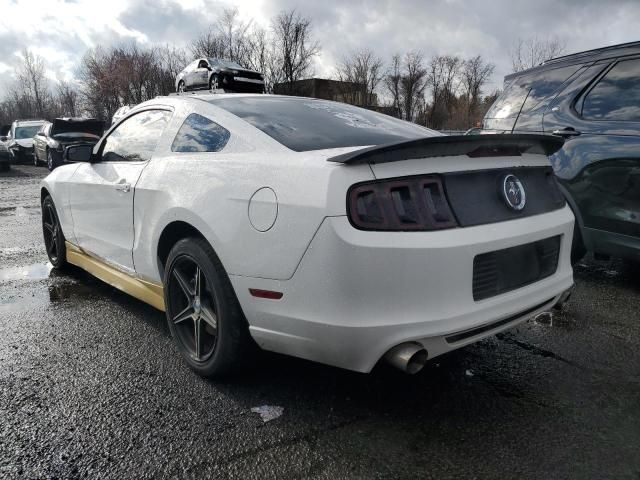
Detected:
[42,195,67,269]
[163,237,254,377]
[570,221,587,266]
[209,74,219,90]
[47,149,57,171]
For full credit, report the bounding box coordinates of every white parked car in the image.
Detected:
[40,93,574,377]
[8,119,47,162]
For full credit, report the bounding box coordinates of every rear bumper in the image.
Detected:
[231,206,575,372]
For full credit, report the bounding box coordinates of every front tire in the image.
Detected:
[177,81,185,93]
[163,237,253,377]
[33,151,39,166]
[42,195,67,268]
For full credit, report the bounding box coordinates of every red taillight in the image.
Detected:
[347,175,458,231]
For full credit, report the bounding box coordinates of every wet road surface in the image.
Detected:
[1,165,639,479]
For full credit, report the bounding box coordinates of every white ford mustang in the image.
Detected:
[41,93,574,377]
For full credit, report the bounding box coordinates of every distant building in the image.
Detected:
[273,78,378,108]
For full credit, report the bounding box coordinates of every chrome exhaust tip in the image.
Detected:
[384,342,428,374]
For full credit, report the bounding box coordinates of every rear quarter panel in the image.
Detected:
[131,100,374,283]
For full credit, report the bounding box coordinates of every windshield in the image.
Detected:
[14,126,42,139]
[209,58,244,69]
[209,96,439,152]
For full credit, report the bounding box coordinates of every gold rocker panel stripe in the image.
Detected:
[65,241,165,311]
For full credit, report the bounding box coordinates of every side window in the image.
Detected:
[197,60,208,69]
[581,58,640,122]
[171,113,230,153]
[102,110,171,162]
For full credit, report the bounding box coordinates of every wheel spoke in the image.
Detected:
[173,267,195,299]
[173,305,194,324]
[200,304,217,330]
[194,318,202,360]
[43,222,54,234]
[194,266,201,297]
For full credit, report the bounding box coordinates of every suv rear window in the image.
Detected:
[485,64,582,121]
[208,96,437,152]
[581,58,640,122]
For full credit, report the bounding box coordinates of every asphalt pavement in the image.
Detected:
[1,165,639,479]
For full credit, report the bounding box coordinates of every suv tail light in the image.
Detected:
[347,176,458,231]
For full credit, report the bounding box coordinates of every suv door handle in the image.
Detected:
[552,127,582,138]
[115,182,131,193]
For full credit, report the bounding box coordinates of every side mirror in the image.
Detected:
[65,144,94,163]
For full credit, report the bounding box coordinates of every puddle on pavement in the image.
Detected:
[0,263,53,281]
[0,205,39,217]
[0,278,100,312]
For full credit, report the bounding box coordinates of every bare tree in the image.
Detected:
[461,55,494,126]
[401,51,428,122]
[190,29,226,58]
[384,54,403,118]
[56,81,79,116]
[16,48,50,117]
[510,36,566,73]
[272,9,320,93]
[426,54,462,129]
[336,49,384,106]
[245,26,283,93]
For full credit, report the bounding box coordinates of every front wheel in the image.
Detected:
[42,195,67,268]
[163,237,254,377]
[177,81,185,93]
[33,151,39,166]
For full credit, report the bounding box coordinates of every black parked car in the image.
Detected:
[483,41,640,264]
[175,58,264,93]
[33,117,104,170]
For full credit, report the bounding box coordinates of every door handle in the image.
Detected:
[115,182,131,193]
[552,127,581,138]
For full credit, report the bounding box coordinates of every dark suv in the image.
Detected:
[483,41,640,263]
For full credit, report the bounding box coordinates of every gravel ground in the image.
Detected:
[1,165,639,479]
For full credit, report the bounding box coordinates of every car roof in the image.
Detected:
[13,120,47,126]
[505,40,640,82]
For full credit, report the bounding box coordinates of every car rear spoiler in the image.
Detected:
[327,134,564,165]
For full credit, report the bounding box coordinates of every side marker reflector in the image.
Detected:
[249,288,283,300]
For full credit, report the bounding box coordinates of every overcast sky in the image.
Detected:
[1,0,639,95]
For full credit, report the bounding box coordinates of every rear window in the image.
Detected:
[208,96,437,152]
[486,64,582,120]
[14,126,42,139]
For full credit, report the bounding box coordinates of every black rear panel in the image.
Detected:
[444,166,565,227]
[473,236,561,301]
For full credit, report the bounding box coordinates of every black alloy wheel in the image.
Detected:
[164,238,254,377]
[42,195,67,268]
[178,81,185,93]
